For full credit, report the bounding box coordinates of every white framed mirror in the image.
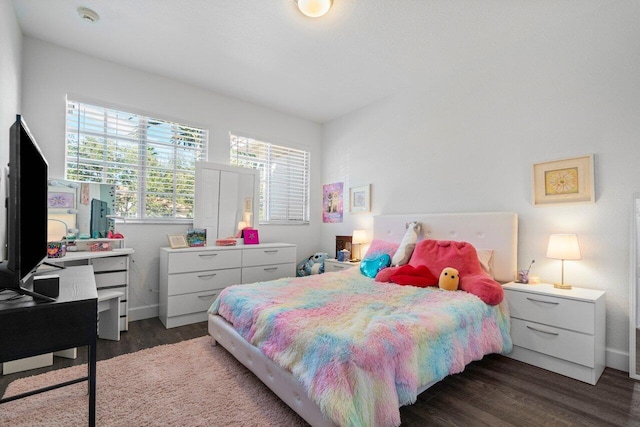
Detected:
[194,162,260,241]
[631,194,640,380]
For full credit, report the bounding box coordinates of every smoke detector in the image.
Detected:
[77,7,99,23]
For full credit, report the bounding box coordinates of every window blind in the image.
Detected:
[65,100,207,220]
[230,134,310,224]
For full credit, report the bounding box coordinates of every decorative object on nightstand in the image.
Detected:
[547,234,581,289]
[516,259,535,283]
[351,229,367,262]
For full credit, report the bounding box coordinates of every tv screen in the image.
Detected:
[0,115,52,301]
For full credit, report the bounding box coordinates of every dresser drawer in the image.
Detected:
[167,268,241,296]
[91,256,127,272]
[168,250,241,274]
[242,246,296,267]
[505,289,595,334]
[242,263,295,284]
[510,318,595,368]
[167,289,222,317]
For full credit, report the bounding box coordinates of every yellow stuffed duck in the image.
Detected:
[439,267,460,291]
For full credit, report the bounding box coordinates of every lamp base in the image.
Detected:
[553,282,572,290]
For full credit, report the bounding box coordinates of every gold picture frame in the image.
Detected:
[167,234,188,249]
[533,155,595,206]
[349,184,371,213]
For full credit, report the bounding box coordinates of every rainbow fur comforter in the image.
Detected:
[209,267,512,427]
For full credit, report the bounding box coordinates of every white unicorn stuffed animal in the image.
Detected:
[391,221,421,266]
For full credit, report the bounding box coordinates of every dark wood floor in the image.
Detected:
[2,318,639,426]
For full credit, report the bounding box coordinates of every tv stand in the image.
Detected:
[0,264,55,302]
[0,286,55,302]
[0,265,98,426]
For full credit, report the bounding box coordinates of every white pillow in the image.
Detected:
[476,248,494,278]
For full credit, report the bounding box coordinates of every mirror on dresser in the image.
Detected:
[193,162,260,241]
[47,179,116,242]
[631,195,640,380]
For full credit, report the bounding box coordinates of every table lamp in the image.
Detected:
[546,234,581,289]
[351,229,367,262]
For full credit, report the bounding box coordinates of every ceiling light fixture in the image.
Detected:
[77,7,100,23]
[295,0,333,18]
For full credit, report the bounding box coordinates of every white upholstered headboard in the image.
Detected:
[373,212,518,283]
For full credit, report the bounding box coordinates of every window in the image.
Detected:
[65,100,207,220]
[230,134,310,224]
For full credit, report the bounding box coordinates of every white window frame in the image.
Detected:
[65,99,208,221]
[230,133,310,225]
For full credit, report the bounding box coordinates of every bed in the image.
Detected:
[208,212,518,427]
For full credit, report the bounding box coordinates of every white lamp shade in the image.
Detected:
[296,0,332,17]
[546,234,581,260]
[352,229,367,245]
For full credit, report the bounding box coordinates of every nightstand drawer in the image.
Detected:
[324,259,359,272]
[511,318,595,368]
[505,289,595,334]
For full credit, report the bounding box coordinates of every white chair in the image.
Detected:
[97,289,123,341]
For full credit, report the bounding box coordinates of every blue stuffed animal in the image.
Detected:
[296,252,329,277]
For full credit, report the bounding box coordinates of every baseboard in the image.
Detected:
[128,304,159,322]
[606,347,628,372]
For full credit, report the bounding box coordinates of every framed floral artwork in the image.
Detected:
[349,184,370,213]
[533,155,595,206]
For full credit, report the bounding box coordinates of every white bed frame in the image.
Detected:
[208,212,518,426]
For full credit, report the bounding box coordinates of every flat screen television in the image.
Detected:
[0,115,54,301]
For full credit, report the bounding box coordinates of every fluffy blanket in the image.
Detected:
[210,268,512,427]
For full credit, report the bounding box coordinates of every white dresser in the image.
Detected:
[159,243,296,328]
[503,282,606,385]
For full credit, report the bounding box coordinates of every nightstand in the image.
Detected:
[324,259,360,273]
[502,282,606,385]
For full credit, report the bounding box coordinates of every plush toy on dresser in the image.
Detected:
[296,252,329,276]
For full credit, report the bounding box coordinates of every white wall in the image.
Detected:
[20,37,323,320]
[321,2,640,369]
[0,0,23,260]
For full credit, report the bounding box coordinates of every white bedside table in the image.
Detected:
[324,259,360,272]
[502,281,606,385]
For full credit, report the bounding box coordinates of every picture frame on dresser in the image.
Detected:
[167,234,188,249]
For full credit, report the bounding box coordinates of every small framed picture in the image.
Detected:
[243,229,260,245]
[349,184,370,213]
[186,228,207,247]
[533,155,595,206]
[167,234,188,249]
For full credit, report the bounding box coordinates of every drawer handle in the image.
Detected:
[526,325,559,336]
[333,265,345,269]
[197,293,218,299]
[264,250,279,254]
[526,297,559,305]
[199,254,218,258]
[264,267,278,272]
[198,273,217,279]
